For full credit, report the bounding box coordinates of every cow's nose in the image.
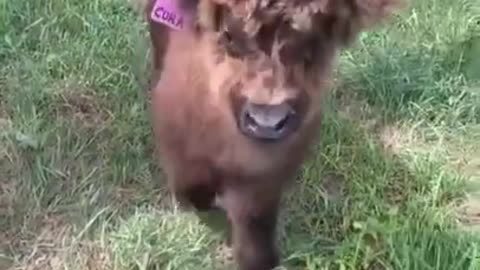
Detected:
[239,102,300,142]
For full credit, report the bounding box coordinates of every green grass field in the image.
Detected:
[1,0,479,269]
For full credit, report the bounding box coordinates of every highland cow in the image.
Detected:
[144,0,401,269]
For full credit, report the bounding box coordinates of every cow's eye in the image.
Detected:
[303,48,314,69]
[218,29,253,58]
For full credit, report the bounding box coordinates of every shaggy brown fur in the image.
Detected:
[143,0,401,269]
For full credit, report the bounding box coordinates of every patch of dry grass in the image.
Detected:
[4,214,112,270]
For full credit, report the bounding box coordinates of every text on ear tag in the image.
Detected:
[151,0,189,30]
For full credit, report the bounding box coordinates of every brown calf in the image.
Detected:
[144,0,401,269]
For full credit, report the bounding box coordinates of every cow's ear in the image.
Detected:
[349,0,405,44]
[352,0,405,28]
[317,0,404,45]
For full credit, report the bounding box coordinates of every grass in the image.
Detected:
[0,0,479,269]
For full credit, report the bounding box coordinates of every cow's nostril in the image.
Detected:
[239,102,299,142]
[274,114,289,131]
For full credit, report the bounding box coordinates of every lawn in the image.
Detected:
[0,0,479,269]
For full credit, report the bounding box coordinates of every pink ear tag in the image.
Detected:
[150,0,189,30]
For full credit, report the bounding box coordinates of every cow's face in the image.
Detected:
[199,6,325,143]
[213,16,334,143]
